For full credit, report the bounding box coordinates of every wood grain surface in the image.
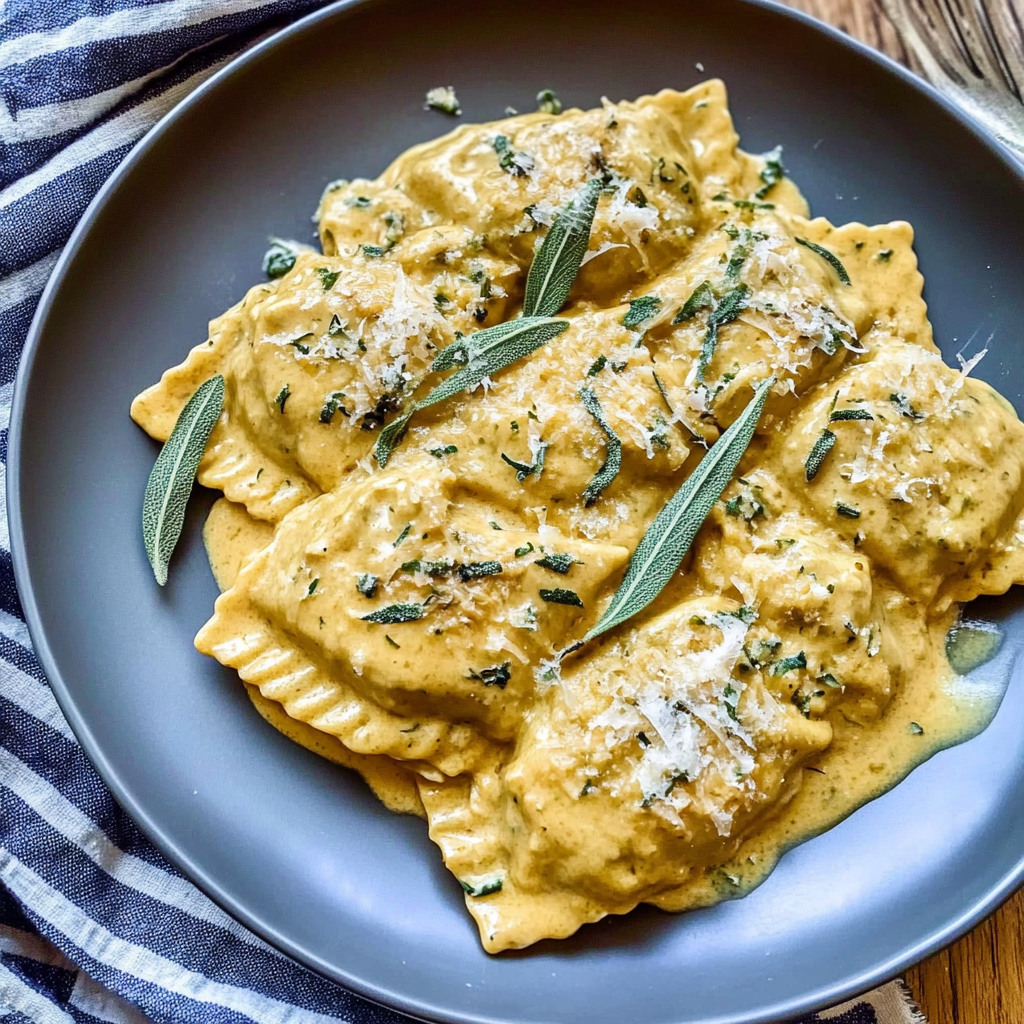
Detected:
[776,2,1023,1022]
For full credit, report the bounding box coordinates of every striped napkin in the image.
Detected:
[0,2,929,1022]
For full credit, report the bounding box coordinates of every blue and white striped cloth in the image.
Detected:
[0,3,927,1022]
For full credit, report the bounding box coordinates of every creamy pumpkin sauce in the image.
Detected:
[134,81,1024,951]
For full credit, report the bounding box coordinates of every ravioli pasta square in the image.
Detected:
[135,81,1024,952]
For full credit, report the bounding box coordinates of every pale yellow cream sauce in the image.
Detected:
[136,81,1024,952]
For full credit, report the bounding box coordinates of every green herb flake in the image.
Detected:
[909,721,924,735]
[362,603,424,624]
[263,241,296,279]
[536,88,562,115]
[621,295,662,329]
[587,354,607,377]
[393,523,412,547]
[289,333,313,355]
[468,661,512,688]
[580,779,596,796]
[320,391,349,423]
[490,521,503,530]
[385,635,400,648]
[460,877,503,897]
[574,378,773,649]
[746,637,782,667]
[356,573,379,598]
[316,267,341,291]
[424,85,461,115]
[362,244,385,258]
[430,444,458,457]
[306,578,320,597]
[535,552,577,574]
[697,285,748,381]
[540,587,584,607]
[579,387,623,506]
[890,392,925,420]
[818,672,842,688]
[274,384,290,413]
[514,543,535,558]
[402,559,454,578]
[804,429,836,481]
[755,145,785,199]
[724,487,765,522]
[637,731,651,747]
[501,441,548,483]
[493,134,535,176]
[382,211,405,250]
[771,651,807,676]
[458,561,503,581]
[674,281,715,324]
[141,375,226,586]
[775,537,796,549]
[836,502,861,519]
[795,237,851,285]
[328,314,349,337]
[829,408,873,422]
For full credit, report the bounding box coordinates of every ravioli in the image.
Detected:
[136,81,1024,952]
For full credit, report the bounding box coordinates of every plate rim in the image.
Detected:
[8,2,1024,1021]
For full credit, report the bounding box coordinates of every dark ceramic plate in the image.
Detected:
[11,1,1024,1021]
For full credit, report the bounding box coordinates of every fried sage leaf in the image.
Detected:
[795,237,851,286]
[578,377,773,646]
[579,387,623,506]
[523,179,602,316]
[142,375,225,586]
[804,428,836,481]
[374,317,568,465]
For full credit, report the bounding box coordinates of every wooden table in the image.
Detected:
[777,3,1024,1021]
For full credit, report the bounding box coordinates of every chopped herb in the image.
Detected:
[818,672,841,688]
[755,145,785,199]
[393,523,412,547]
[490,521,503,530]
[320,391,349,423]
[527,409,539,420]
[316,267,341,291]
[344,196,372,208]
[877,248,894,262]
[402,559,454,577]
[536,88,562,115]
[362,603,424,624]
[587,354,607,376]
[804,429,836,481]
[890,392,924,419]
[434,292,450,309]
[424,85,461,115]
[674,281,715,323]
[775,537,796,549]
[356,573,378,598]
[792,688,822,717]
[510,421,519,432]
[909,721,924,735]
[795,237,851,285]
[697,285,748,381]
[723,683,740,721]
[579,387,623,506]
[460,877,503,897]
[540,587,584,607]
[771,651,807,676]
[469,268,492,298]
[385,635,400,648]
[746,637,781,667]
[328,313,349,337]
[469,662,512,688]
[535,552,577,574]
[580,779,596,795]
[362,244,385,258]
[724,486,765,522]
[836,502,861,519]
[493,134,535,176]
[382,211,405,250]
[622,295,662,329]
[274,385,290,413]
[306,578,319,597]
[501,442,548,482]
[730,199,774,210]
[430,444,458,457]
[830,408,873,422]
[514,543,535,557]
[637,731,651,747]
[458,561,503,581]
[263,241,296,279]
[289,333,313,354]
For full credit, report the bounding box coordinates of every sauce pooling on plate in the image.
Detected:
[134,81,1024,951]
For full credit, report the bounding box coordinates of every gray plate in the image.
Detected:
[10,1,1024,1022]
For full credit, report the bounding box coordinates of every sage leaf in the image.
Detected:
[540,588,584,607]
[579,387,622,506]
[697,285,748,381]
[374,317,568,465]
[579,377,773,645]
[523,179,602,317]
[829,408,873,422]
[622,295,662,329]
[142,375,225,586]
[362,603,424,624]
[796,237,851,285]
[674,281,714,323]
[804,428,836,481]
[755,145,785,199]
